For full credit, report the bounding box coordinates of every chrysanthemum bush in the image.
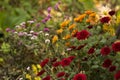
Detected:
[1,2,120,80]
[22,9,120,80]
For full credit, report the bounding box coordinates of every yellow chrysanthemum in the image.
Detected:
[32,64,37,74]
[85,10,93,15]
[34,77,42,80]
[56,29,63,34]
[109,28,115,36]
[65,42,71,47]
[74,14,86,22]
[63,34,71,40]
[52,35,58,43]
[68,24,76,30]
[89,13,96,17]
[60,20,70,28]
[103,24,109,31]
[71,30,78,36]
[36,64,42,71]
[26,74,32,80]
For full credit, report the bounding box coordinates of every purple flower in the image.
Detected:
[6,28,11,32]
[54,1,61,10]
[18,32,24,36]
[47,7,52,13]
[42,19,47,24]
[47,14,51,19]
[44,28,49,32]
[36,23,40,27]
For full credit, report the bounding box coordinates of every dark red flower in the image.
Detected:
[88,47,95,54]
[68,56,76,60]
[87,25,93,29]
[102,59,112,68]
[73,73,87,80]
[76,30,90,40]
[100,16,110,23]
[69,46,76,50]
[42,75,51,80]
[76,44,86,50]
[112,42,120,52]
[100,46,111,56]
[109,10,115,16]
[37,69,45,76]
[40,58,49,68]
[51,58,57,63]
[114,70,120,80]
[109,66,116,72]
[65,73,69,78]
[61,58,71,67]
[57,72,66,78]
[52,61,61,67]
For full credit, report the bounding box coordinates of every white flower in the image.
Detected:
[31,36,37,40]
[15,25,20,28]
[27,34,32,36]
[45,39,50,44]
[39,31,43,34]
[20,22,26,26]
[97,5,111,17]
[27,20,35,24]
[27,66,30,70]
[30,31,34,34]
[19,78,23,80]
[23,32,27,35]
[14,32,18,34]
[66,48,72,51]
[45,33,49,36]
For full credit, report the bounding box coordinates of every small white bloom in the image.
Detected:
[39,31,43,34]
[31,36,37,40]
[45,39,50,44]
[23,32,27,35]
[66,48,72,51]
[27,66,30,70]
[14,32,18,34]
[20,22,25,26]
[27,20,35,24]
[19,78,23,80]
[30,31,34,34]
[27,34,32,36]
[45,33,49,36]
[15,25,20,28]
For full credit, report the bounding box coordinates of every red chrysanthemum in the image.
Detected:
[52,61,61,67]
[42,75,51,80]
[51,58,57,63]
[60,58,71,67]
[87,25,93,29]
[73,73,87,80]
[40,58,49,68]
[100,46,111,56]
[76,30,90,40]
[37,69,45,76]
[109,66,116,72]
[76,44,86,50]
[100,16,110,23]
[114,70,120,80]
[88,47,95,54]
[57,72,66,78]
[102,59,112,68]
[109,10,115,16]
[112,42,120,52]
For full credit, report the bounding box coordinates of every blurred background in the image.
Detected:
[0,0,120,31]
